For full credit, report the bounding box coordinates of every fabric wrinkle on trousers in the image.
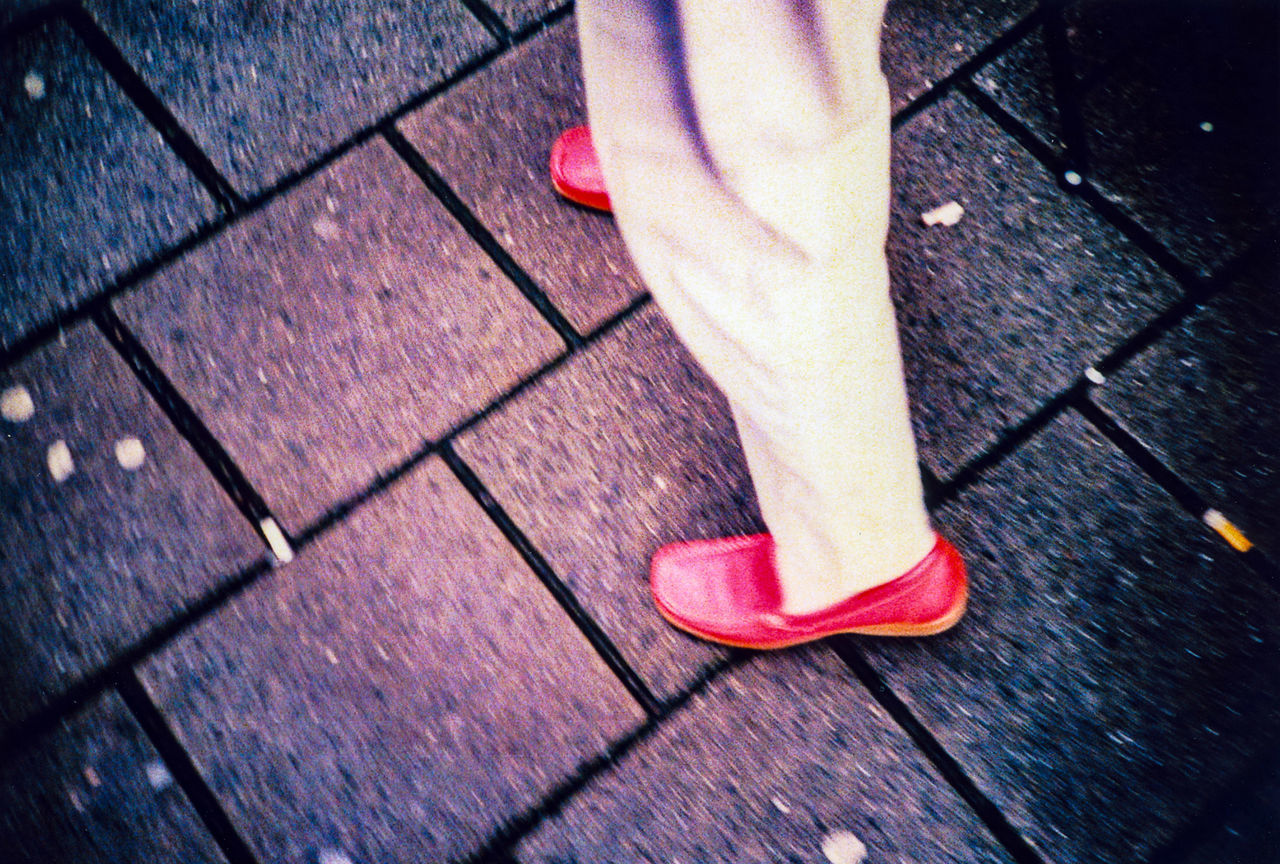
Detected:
[578,0,936,614]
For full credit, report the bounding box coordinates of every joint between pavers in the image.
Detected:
[829,639,1050,864]
[92,306,282,551]
[116,671,263,864]
[1041,0,1093,178]
[458,0,512,46]
[62,6,244,213]
[460,651,743,864]
[438,442,662,717]
[382,127,585,351]
[1073,397,1207,516]
[957,80,1207,291]
[890,3,1048,132]
[269,291,656,566]
[1074,398,1280,571]
[0,554,271,763]
[1,1,577,366]
[927,381,1083,510]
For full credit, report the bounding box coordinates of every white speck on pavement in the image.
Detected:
[2,385,35,422]
[47,440,74,483]
[115,437,146,470]
[822,830,868,864]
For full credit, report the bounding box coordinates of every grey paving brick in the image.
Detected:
[0,18,216,351]
[864,411,1280,863]
[486,0,565,34]
[1,1,51,29]
[883,0,1034,114]
[889,94,1179,479]
[0,692,225,863]
[456,305,757,703]
[398,17,645,334]
[0,325,262,733]
[117,138,563,535]
[1172,754,1280,864]
[140,458,645,864]
[84,0,495,197]
[1094,253,1280,553]
[519,649,1014,864]
[973,1,1280,275]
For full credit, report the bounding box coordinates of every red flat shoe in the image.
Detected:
[549,126,612,212]
[651,533,967,649]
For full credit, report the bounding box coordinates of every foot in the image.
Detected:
[650,533,966,649]
[549,126,612,212]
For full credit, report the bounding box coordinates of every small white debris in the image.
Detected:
[24,71,46,100]
[1199,121,1214,133]
[653,474,669,492]
[318,849,356,864]
[144,760,174,791]
[47,440,75,483]
[260,516,294,564]
[921,200,965,227]
[1,385,35,422]
[312,216,341,240]
[821,830,868,864]
[771,795,792,814]
[83,766,101,788]
[1084,366,1106,385]
[1064,170,1084,186]
[115,437,146,470]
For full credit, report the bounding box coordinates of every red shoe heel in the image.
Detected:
[550,126,612,213]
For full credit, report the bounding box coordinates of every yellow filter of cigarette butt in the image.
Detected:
[1202,509,1253,553]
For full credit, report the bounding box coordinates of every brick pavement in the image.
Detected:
[2,2,1277,863]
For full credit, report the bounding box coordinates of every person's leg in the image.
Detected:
[577,0,950,623]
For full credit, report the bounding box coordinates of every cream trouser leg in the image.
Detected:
[577,0,936,613]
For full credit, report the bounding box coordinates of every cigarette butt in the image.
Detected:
[260,516,294,564]
[1202,509,1253,553]
[921,201,965,227]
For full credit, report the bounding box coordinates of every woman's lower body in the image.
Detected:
[575,0,964,644]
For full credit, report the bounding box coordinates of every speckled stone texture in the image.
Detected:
[864,411,1280,863]
[117,138,562,535]
[883,0,1034,113]
[1170,753,1280,864]
[140,458,645,864]
[1,1,52,28]
[1094,253,1280,553]
[0,17,216,351]
[485,0,566,34]
[399,17,645,334]
[0,325,262,734]
[973,0,1280,275]
[84,0,495,197]
[455,305,756,702]
[889,94,1179,479]
[519,649,1014,864]
[0,692,225,863]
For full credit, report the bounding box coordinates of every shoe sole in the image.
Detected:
[551,175,611,213]
[655,580,968,651]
